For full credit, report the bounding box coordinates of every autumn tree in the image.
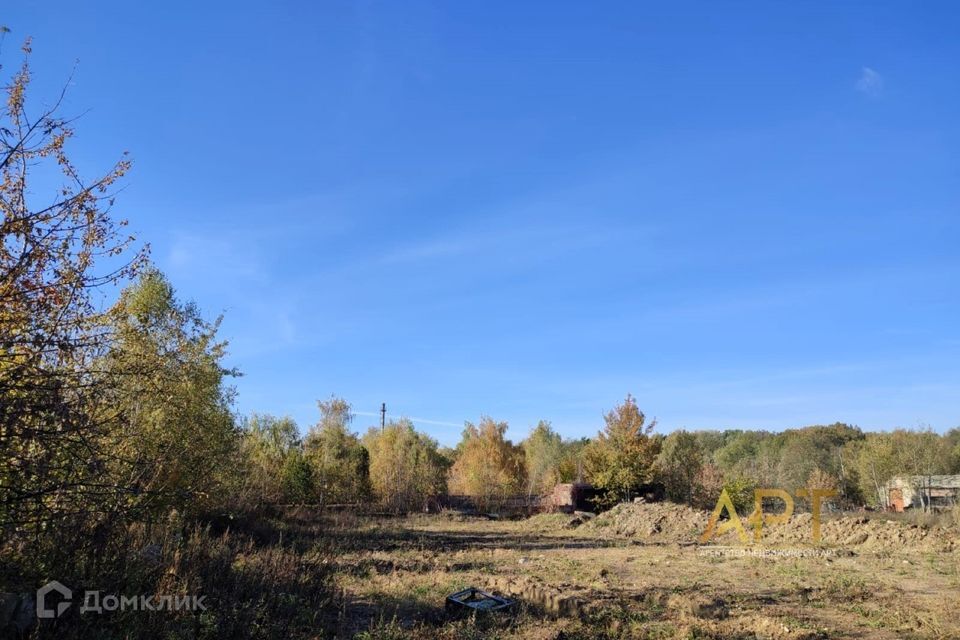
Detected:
[713,430,782,488]
[722,474,757,515]
[102,269,239,518]
[655,430,703,505]
[775,424,862,501]
[364,418,446,512]
[693,430,727,460]
[557,437,590,483]
[522,421,563,497]
[804,468,838,502]
[849,434,894,508]
[583,395,660,508]
[0,41,147,546]
[691,462,725,510]
[447,417,525,512]
[304,396,370,504]
[239,413,302,507]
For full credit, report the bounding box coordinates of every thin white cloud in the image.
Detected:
[377,222,617,269]
[354,411,463,429]
[406,416,464,428]
[165,233,266,282]
[856,67,883,96]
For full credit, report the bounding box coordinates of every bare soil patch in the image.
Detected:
[325,507,960,639]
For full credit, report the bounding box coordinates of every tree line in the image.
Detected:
[242,395,960,515]
[238,392,664,513]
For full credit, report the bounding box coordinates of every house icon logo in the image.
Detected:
[36,581,72,619]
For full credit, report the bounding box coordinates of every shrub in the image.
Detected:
[29,514,335,639]
[722,475,756,515]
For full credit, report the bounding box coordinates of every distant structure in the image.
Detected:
[886,475,960,511]
[542,483,598,513]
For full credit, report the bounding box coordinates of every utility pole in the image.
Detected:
[380,402,386,431]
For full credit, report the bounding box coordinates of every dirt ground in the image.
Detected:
[319,506,960,639]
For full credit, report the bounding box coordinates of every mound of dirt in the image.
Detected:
[520,512,573,531]
[751,513,959,552]
[584,502,710,543]
[580,502,960,552]
[486,574,610,617]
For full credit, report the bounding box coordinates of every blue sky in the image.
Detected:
[6,2,958,445]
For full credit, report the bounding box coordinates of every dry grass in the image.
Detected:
[19,507,960,638]
[329,511,960,639]
[858,504,960,531]
[27,511,337,639]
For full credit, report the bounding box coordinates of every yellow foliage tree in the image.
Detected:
[304,397,370,504]
[364,419,446,512]
[584,395,660,508]
[447,417,525,512]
